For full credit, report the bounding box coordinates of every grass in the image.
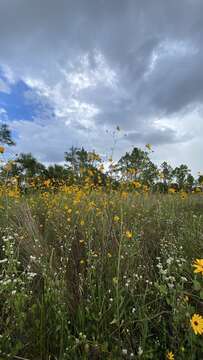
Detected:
[0,187,203,359]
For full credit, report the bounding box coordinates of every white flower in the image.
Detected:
[122,349,128,355]
[138,346,143,356]
[30,255,36,262]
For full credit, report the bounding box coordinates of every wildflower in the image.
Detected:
[107,252,112,258]
[193,259,203,275]
[80,259,85,265]
[190,314,203,335]
[145,143,152,150]
[0,146,5,154]
[80,220,85,226]
[166,351,174,360]
[43,179,51,187]
[122,349,127,355]
[126,230,133,239]
[138,346,143,356]
[133,181,141,189]
[168,188,176,194]
[30,255,36,262]
[112,277,118,285]
[113,215,120,222]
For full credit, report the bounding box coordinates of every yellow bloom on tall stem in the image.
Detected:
[193,259,203,275]
[190,314,203,335]
[114,215,120,222]
[126,230,133,239]
[166,351,174,360]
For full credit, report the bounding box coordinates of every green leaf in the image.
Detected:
[193,280,201,291]
[200,290,203,299]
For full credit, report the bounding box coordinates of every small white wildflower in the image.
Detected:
[28,272,37,278]
[138,346,143,356]
[122,349,128,355]
[30,255,36,262]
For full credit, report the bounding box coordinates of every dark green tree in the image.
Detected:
[185,173,195,191]
[159,161,174,191]
[0,124,15,146]
[117,147,158,185]
[46,164,70,182]
[173,164,191,190]
[16,153,46,178]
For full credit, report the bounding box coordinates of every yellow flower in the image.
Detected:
[145,143,152,150]
[80,220,85,226]
[193,259,203,275]
[0,146,5,154]
[126,230,133,239]
[166,351,174,360]
[43,179,51,187]
[112,277,118,285]
[168,188,176,194]
[133,181,141,189]
[190,313,203,335]
[180,191,187,199]
[114,215,120,222]
[80,259,85,265]
[107,252,112,258]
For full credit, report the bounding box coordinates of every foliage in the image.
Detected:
[0,124,15,146]
[0,188,203,359]
[0,124,203,358]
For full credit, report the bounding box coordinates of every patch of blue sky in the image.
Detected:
[0,80,41,121]
[0,69,55,122]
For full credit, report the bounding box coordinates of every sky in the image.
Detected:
[0,0,203,174]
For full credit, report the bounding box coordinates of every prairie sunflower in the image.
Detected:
[193,259,203,275]
[126,230,133,238]
[190,313,203,335]
[166,351,174,360]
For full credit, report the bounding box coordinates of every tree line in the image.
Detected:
[0,123,202,192]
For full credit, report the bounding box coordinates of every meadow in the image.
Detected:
[0,182,203,359]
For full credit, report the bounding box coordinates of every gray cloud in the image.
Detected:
[0,0,203,171]
[126,127,191,146]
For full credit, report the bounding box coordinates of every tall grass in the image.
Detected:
[0,190,203,359]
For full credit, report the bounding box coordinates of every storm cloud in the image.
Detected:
[0,0,203,172]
